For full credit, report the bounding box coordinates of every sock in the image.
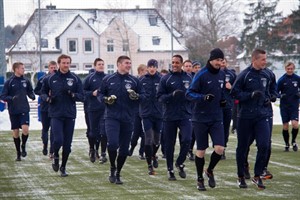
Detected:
[13,137,21,153]
[207,151,222,174]
[291,128,298,144]
[195,156,205,179]
[116,155,127,176]
[21,134,28,146]
[282,130,289,146]
[144,145,152,166]
[108,149,117,169]
[152,144,160,157]
[61,151,69,168]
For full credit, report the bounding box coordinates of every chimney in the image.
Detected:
[46,3,56,10]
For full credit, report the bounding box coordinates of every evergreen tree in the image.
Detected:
[240,0,282,56]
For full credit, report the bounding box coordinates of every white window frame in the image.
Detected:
[84,64,93,70]
[107,64,114,74]
[70,64,78,71]
[68,38,78,54]
[83,38,93,53]
[107,39,114,52]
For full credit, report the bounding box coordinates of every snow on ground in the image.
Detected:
[0,103,283,131]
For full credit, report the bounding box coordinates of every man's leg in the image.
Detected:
[164,121,178,180]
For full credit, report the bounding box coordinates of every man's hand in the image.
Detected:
[220,100,226,107]
[172,89,185,98]
[251,90,263,99]
[204,94,215,102]
[104,95,117,105]
[127,89,139,100]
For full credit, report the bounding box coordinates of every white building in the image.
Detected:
[7,7,188,75]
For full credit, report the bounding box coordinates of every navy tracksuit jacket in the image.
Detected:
[0,75,35,115]
[231,65,273,177]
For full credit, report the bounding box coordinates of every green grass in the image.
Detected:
[0,126,299,200]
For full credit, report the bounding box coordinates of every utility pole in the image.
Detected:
[0,0,6,78]
[38,0,42,71]
[170,0,174,58]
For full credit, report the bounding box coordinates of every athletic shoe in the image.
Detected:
[15,152,21,161]
[89,149,96,163]
[260,169,273,180]
[99,155,108,164]
[139,154,146,160]
[148,166,156,175]
[115,175,123,184]
[152,156,158,168]
[252,177,265,189]
[109,168,116,183]
[21,145,27,157]
[175,163,186,178]
[168,170,177,181]
[231,128,236,134]
[188,151,195,161]
[128,148,134,156]
[292,143,298,152]
[237,177,247,188]
[285,145,290,152]
[197,178,206,191]
[60,167,68,177]
[205,169,216,188]
[161,154,166,159]
[52,156,59,172]
[244,166,251,179]
[42,145,48,156]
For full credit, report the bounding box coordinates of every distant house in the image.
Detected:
[7,7,188,75]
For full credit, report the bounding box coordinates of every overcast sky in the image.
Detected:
[3,0,299,26]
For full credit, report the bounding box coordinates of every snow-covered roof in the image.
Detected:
[9,8,187,52]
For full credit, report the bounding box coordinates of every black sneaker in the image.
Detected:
[284,145,290,152]
[109,168,116,183]
[52,156,59,172]
[175,163,186,178]
[197,178,206,191]
[292,143,298,152]
[260,169,273,180]
[21,145,27,157]
[42,145,48,156]
[252,177,265,189]
[99,155,108,164]
[115,175,123,184]
[15,152,21,161]
[152,156,158,168]
[168,170,177,181]
[89,149,96,163]
[139,154,146,160]
[238,177,247,188]
[205,169,216,188]
[148,166,156,175]
[60,167,68,177]
[95,150,100,160]
[162,154,166,159]
[244,166,251,179]
[188,151,195,161]
[128,148,134,156]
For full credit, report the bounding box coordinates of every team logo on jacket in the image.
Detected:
[219,80,224,88]
[125,83,132,90]
[67,79,74,86]
[292,81,298,87]
[22,82,27,88]
[183,80,190,89]
[261,78,267,88]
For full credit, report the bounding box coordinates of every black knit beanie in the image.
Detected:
[209,48,224,61]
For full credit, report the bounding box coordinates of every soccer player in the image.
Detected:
[277,61,300,152]
[157,54,193,181]
[139,59,162,175]
[83,58,107,163]
[98,55,145,184]
[41,54,84,177]
[0,62,35,161]
[34,61,57,157]
[220,58,236,160]
[231,49,273,189]
[186,48,226,191]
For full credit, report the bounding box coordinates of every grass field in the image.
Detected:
[0,125,299,200]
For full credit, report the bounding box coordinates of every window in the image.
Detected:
[84,39,93,53]
[123,39,129,51]
[107,64,114,74]
[41,38,48,48]
[55,38,60,49]
[84,64,93,70]
[24,64,32,71]
[152,36,161,45]
[107,39,114,52]
[68,39,77,53]
[149,15,158,26]
[70,64,78,70]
